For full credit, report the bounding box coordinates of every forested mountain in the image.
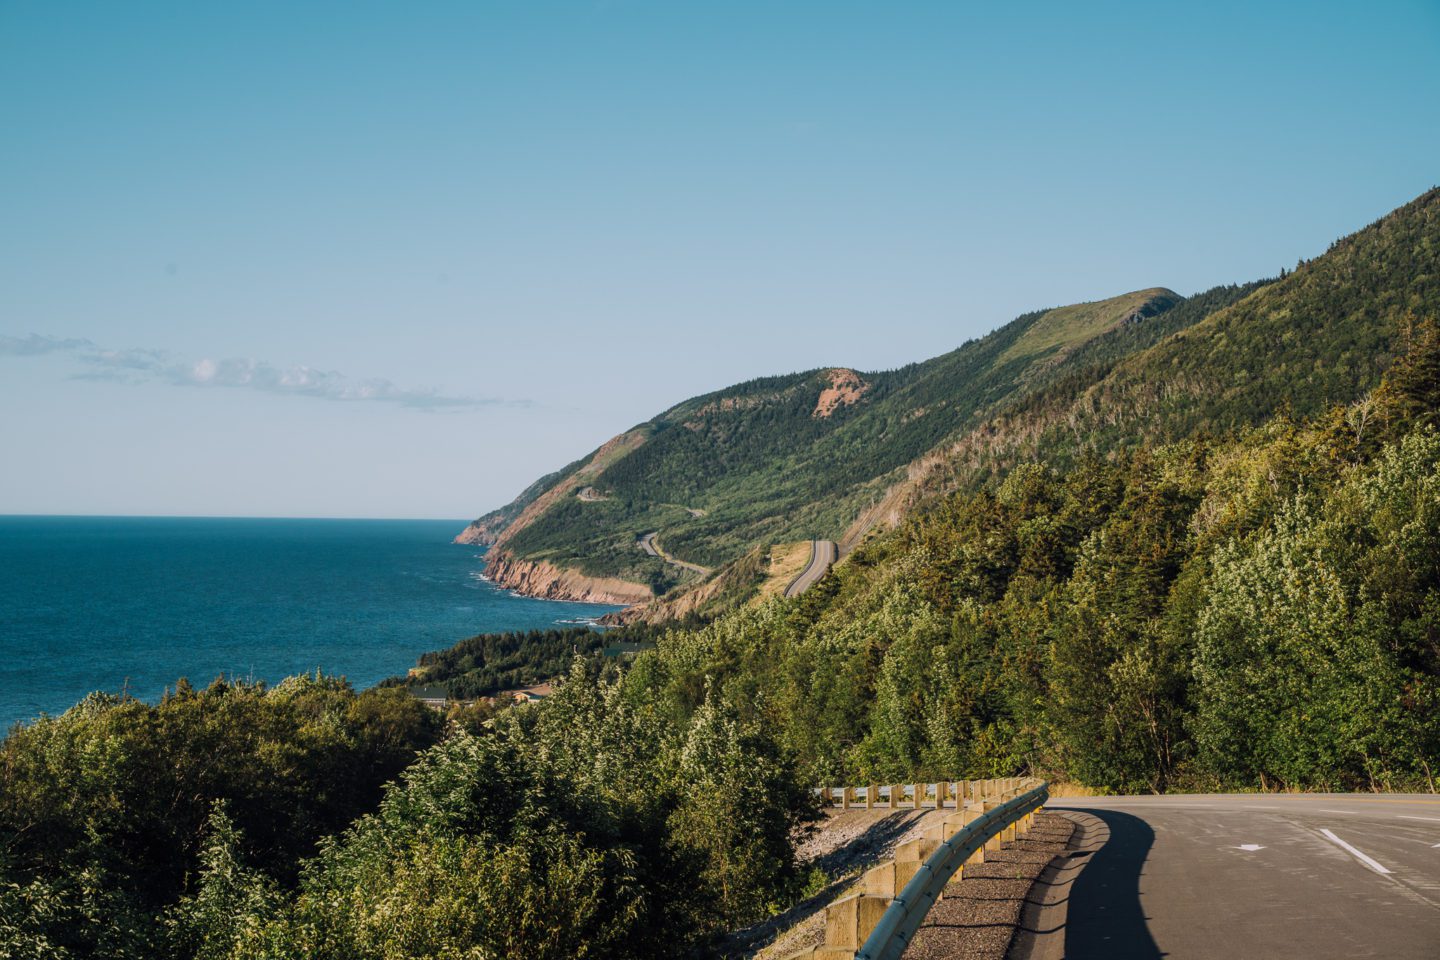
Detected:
[465,285,1238,599]
[465,188,1439,618]
[626,323,1440,795]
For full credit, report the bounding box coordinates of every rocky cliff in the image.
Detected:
[483,550,653,606]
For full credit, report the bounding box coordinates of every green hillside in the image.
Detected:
[848,189,1440,522]
[618,324,1440,794]
[470,285,1219,591]
[468,188,1439,609]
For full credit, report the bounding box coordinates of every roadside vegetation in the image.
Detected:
[0,663,815,958]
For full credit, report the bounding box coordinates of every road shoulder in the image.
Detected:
[903,812,1076,959]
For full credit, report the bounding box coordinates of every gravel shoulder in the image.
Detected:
[903,813,1077,960]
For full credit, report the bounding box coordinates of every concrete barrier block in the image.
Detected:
[862,861,896,898]
[896,858,922,890]
[895,836,939,862]
[823,893,891,949]
[861,858,921,898]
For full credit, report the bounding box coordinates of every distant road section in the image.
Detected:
[1028,793,1440,960]
[636,532,712,576]
[784,539,836,598]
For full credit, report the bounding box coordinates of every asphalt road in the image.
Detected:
[785,539,837,598]
[1033,794,1440,960]
[636,531,711,575]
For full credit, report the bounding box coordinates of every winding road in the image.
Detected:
[785,539,837,598]
[1015,794,1440,960]
[636,531,711,576]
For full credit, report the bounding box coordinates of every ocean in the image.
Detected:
[0,515,621,729]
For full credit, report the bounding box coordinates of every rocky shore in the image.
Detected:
[481,550,652,606]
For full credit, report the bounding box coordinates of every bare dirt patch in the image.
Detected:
[758,542,815,601]
[813,368,871,418]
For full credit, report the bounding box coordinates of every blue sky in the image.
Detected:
[3,1,1437,519]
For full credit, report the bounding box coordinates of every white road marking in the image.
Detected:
[1235,844,1265,851]
[1320,828,1392,875]
[1397,815,1440,822]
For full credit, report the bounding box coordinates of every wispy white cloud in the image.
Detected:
[0,333,506,410]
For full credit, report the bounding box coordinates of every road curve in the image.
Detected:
[784,539,837,598]
[636,532,711,576]
[1019,794,1440,960]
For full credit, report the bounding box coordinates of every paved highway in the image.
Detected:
[785,539,837,598]
[1025,794,1440,960]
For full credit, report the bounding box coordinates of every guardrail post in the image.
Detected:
[824,892,891,950]
[911,782,923,808]
[962,802,990,865]
[889,784,901,810]
[865,784,876,810]
[983,801,1005,853]
[863,856,924,899]
[841,785,852,810]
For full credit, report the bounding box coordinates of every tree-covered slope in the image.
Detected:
[469,187,1439,609]
[851,188,1440,535]
[469,286,1205,592]
[621,320,1440,794]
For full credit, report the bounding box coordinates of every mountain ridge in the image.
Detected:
[461,187,1440,621]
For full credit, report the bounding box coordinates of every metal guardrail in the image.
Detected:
[855,779,1048,960]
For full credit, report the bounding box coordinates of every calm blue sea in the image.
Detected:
[0,516,621,729]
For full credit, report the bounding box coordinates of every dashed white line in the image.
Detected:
[1320,828,1392,875]
[1397,815,1440,822]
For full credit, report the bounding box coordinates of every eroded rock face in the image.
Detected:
[454,516,507,545]
[813,368,870,418]
[483,550,653,606]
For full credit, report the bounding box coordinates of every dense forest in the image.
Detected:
[3,190,1437,958]
[0,667,813,958]
[625,319,1440,794]
[380,626,613,699]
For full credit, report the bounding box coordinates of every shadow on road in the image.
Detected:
[1057,807,1164,959]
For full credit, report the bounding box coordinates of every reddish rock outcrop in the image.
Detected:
[483,551,653,606]
[813,368,870,418]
